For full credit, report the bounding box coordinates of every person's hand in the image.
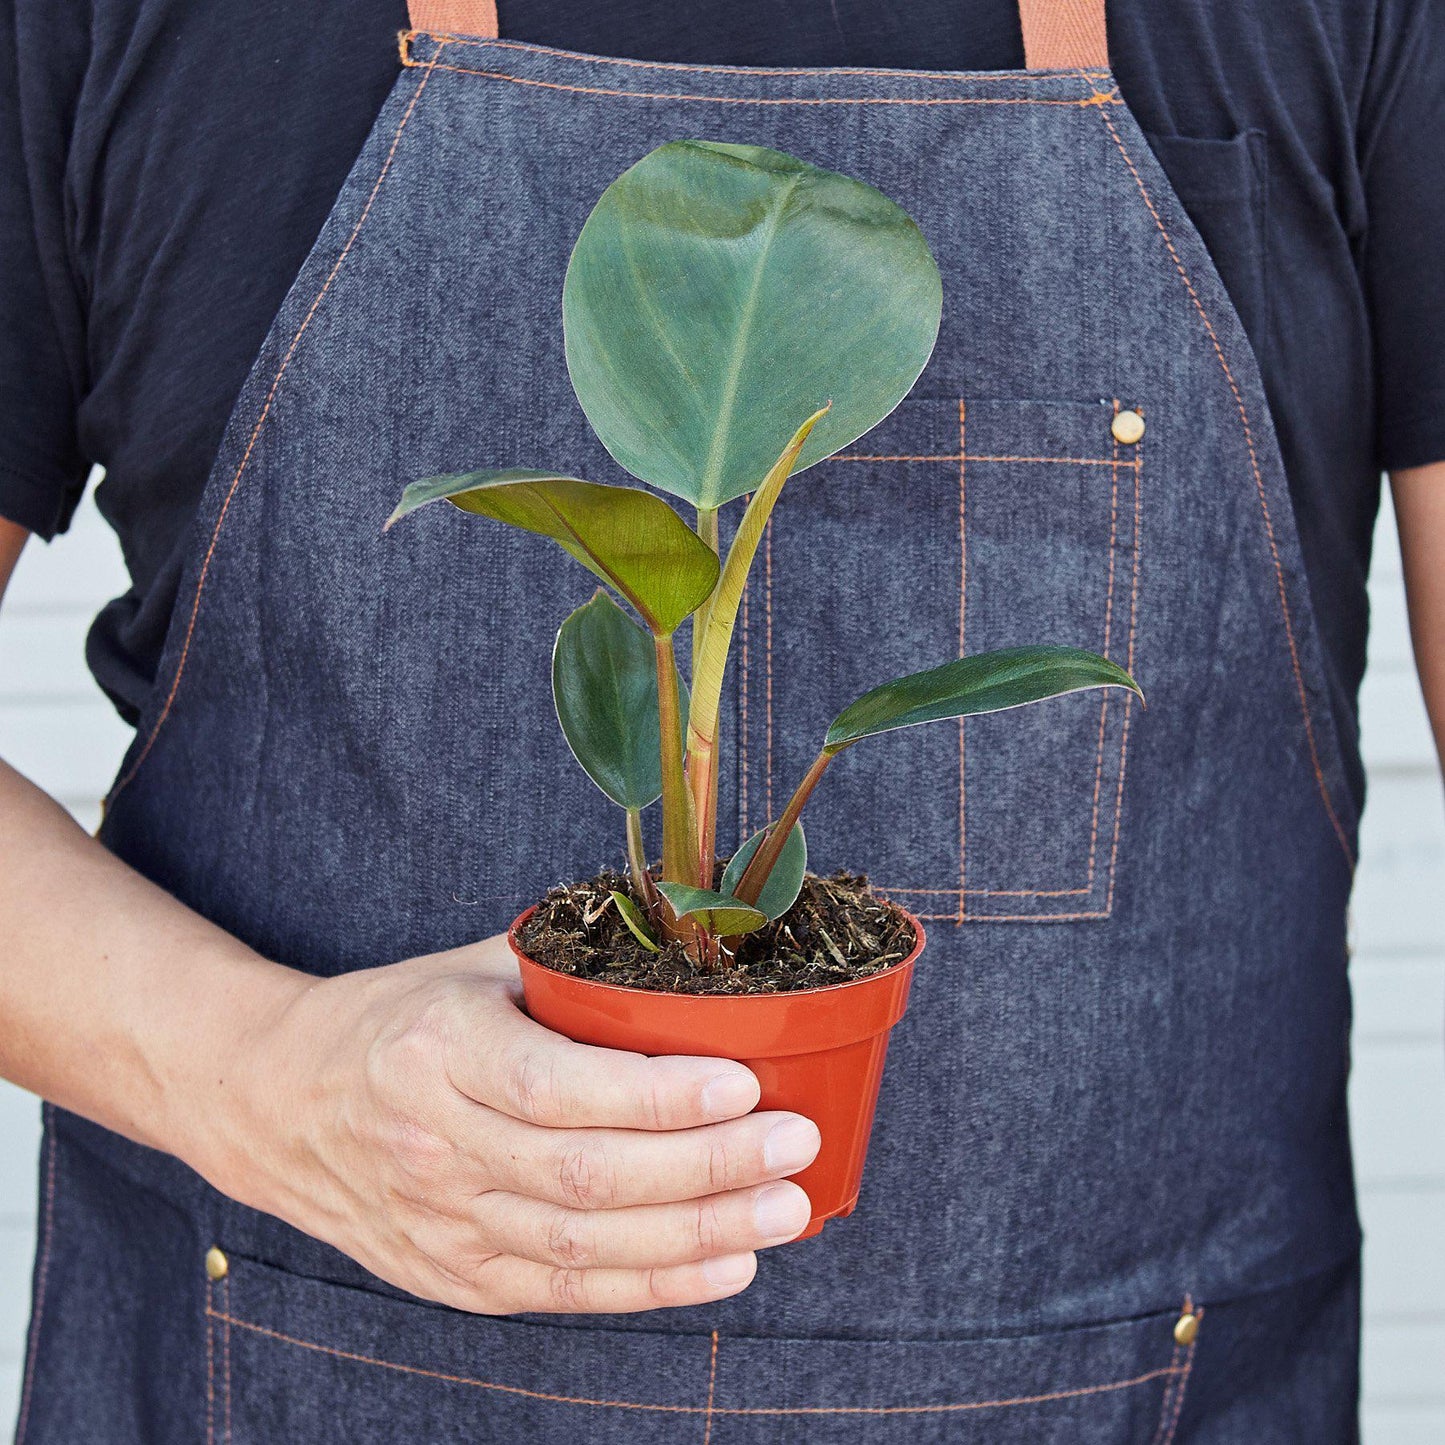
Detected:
[197,933,820,1315]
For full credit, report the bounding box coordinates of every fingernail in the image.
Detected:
[763,1116,821,1173]
[701,1070,757,1120]
[702,1252,756,1289]
[753,1183,810,1241]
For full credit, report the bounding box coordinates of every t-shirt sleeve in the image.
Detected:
[0,0,90,539]
[1360,0,1445,471]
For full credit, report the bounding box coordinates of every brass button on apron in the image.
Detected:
[1111,408,1146,444]
[1173,1310,1200,1346]
[204,1246,229,1281]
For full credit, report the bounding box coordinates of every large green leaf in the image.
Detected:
[721,823,807,922]
[824,647,1142,752]
[553,592,688,810]
[387,470,718,636]
[655,883,768,937]
[563,141,943,508]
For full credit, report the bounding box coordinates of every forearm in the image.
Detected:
[1391,464,1445,770]
[0,757,308,1167]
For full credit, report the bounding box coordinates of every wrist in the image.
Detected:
[158,940,315,1201]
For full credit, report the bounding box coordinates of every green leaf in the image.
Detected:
[721,823,806,921]
[563,141,943,509]
[655,882,768,937]
[553,592,688,810]
[387,470,718,636]
[610,891,661,952]
[824,646,1143,752]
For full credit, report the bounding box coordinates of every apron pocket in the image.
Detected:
[737,396,1140,923]
[208,1253,1198,1444]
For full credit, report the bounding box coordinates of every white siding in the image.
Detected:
[0,491,1441,1437]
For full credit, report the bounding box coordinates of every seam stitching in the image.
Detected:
[702,1330,719,1444]
[105,47,445,809]
[223,1275,233,1444]
[956,400,968,923]
[205,1275,215,1445]
[204,1311,1182,1415]
[836,453,1119,466]
[400,56,1122,107]
[1093,102,1353,865]
[14,1107,57,1445]
[403,30,1112,82]
[1156,1302,1202,1445]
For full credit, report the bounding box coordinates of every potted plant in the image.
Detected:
[389,141,1140,1236]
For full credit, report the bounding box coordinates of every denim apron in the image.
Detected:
[18,1,1365,1439]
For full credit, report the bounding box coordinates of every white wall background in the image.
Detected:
[0,489,1441,1438]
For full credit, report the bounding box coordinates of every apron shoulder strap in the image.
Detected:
[402,0,1110,71]
[406,0,498,39]
[1017,0,1110,71]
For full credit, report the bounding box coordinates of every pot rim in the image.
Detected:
[508,898,926,1003]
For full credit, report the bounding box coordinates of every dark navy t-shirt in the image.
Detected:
[3,0,1444,809]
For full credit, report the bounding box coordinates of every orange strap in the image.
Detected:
[407,0,498,37]
[405,0,1109,70]
[1017,0,1110,70]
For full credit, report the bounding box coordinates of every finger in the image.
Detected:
[452,995,761,1130]
[473,1180,812,1270]
[468,1250,760,1315]
[475,1107,822,1210]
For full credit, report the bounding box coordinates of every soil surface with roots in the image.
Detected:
[519,867,916,996]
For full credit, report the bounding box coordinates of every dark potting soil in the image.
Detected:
[519,868,917,996]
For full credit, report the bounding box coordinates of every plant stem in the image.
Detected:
[687,410,828,894]
[625,807,656,908]
[653,633,698,886]
[733,747,838,906]
[691,507,719,680]
[689,506,722,886]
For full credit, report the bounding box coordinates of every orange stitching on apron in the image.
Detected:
[223,1275,234,1444]
[401,55,1123,108]
[1156,1306,1202,1444]
[402,30,1112,83]
[1102,429,1147,919]
[739,515,752,837]
[205,1309,1183,1415]
[1093,103,1354,866]
[1151,1298,1202,1445]
[956,400,968,923]
[1082,406,1124,887]
[15,1108,57,1445]
[835,453,1123,466]
[764,523,775,824]
[702,1330,720,1444]
[106,48,447,809]
[1149,1339,1184,1444]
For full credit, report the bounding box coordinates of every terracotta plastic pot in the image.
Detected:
[509,904,924,1239]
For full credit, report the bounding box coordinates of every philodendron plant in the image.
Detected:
[390,141,1140,970]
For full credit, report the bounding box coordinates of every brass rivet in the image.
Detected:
[1111,409,1145,445]
[204,1246,229,1282]
[1172,1311,1199,1346]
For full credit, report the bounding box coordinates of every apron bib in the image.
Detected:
[19,2,1364,1439]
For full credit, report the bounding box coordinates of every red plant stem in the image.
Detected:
[733,748,837,906]
[625,807,657,910]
